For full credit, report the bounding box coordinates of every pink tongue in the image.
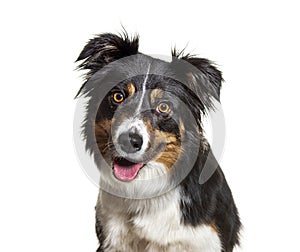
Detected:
[113,162,144,182]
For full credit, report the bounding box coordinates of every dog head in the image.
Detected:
[76,32,222,197]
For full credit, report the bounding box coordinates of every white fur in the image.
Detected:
[136,64,151,113]
[96,185,222,251]
[98,161,173,199]
[114,118,150,156]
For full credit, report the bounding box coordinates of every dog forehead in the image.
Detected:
[125,82,164,101]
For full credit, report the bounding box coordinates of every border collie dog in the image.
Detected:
[75,32,241,252]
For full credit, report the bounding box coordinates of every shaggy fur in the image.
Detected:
[76,31,241,252]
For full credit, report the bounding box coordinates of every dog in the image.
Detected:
[75,32,241,252]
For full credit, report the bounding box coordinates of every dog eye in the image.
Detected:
[157,102,170,114]
[113,92,124,103]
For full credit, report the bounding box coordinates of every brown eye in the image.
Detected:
[113,92,124,103]
[157,102,170,114]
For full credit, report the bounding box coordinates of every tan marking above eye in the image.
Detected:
[127,83,136,96]
[150,88,164,103]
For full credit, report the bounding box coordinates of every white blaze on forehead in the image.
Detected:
[113,64,152,157]
[115,118,150,155]
[135,64,151,114]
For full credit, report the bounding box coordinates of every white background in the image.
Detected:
[1,1,300,251]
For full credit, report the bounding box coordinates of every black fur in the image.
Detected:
[76,32,241,252]
[75,32,139,97]
[180,148,241,252]
[171,50,223,112]
[95,217,105,252]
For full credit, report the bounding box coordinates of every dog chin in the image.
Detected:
[98,160,172,199]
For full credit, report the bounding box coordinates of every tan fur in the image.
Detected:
[95,119,112,155]
[154,130,181,170]
[210,224,219,235]
[127,82,136,96]
[150,88,164,103]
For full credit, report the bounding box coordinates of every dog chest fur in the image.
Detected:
[76,32,241,252]
[96,188,222,252]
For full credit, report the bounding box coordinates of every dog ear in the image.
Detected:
[75,32,139,98]
[171,50,223,111]
[76,32,139,77]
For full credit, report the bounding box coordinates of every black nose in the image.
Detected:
[129,133,143,150]
[118,132,143,153]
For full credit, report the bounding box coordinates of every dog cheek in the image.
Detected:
[95,119,112,155]
[154,131,182,170]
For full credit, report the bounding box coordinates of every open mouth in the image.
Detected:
[113,157,144,182]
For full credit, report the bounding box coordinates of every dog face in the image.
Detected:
[95,74,187,182]
[76,32,222,196]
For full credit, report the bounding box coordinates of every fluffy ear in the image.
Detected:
[76,32,139,77]
[171,50,223,111]
[75,32,139,98]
